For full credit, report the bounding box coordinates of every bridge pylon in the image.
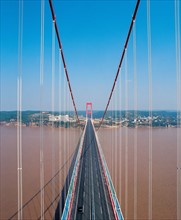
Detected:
[86,102,92,119]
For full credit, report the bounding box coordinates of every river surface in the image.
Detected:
[0,125,179,219]
[98,127,179,220]
[0,125,81,219]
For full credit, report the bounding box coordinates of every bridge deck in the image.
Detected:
[70,120,115,220]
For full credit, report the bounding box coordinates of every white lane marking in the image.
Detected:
[100,206,102,214]
[99,192,100,198]
[83,191,85,198]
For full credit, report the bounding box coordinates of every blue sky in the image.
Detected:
[0,0,179,111]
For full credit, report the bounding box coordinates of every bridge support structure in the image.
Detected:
[92,120,124,220]
[61,118,124,220]
[86,102,92,119]
[61,120,87,220]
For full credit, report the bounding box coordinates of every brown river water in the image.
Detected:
[0,125,81,219]
[98,127,179,220]
[0,125,179,219]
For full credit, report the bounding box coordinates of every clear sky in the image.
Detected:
[0,0,179,111]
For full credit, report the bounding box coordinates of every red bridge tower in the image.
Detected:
[86,102,92,119]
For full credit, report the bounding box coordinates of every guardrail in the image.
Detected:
[61,120,87,220]
[92,120,124,220]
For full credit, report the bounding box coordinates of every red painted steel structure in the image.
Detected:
[86,102,92,118]
[97,0,140,131]
[48,0,80,123]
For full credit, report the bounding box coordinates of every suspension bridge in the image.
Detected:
[0,0,180,219]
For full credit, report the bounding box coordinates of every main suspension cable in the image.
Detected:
[48,0,80,123]
[97,0,140,131]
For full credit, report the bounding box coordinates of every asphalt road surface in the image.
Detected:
[70,120,115,220]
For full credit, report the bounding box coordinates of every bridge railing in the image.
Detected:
[92,120,124,220]
[61,120,87,220]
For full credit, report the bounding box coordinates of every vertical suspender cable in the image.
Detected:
[63,67,66,201]
[133,22,138,220]
[115,78,118,194]
[40,0,45,219]
[114,89,116,185]
[67,83,69,187]
[147,1,153,219]
[117,83,119,190]
[113,89,115,185]
[175,1,181,219]
[125,49,128,219]
[51,20,55,211]
[17,0,23,219]
[119,72,122,204]
[58,53,62,218]
[111,102,113,179]
[68,77,71,185]
[0,0,1,128]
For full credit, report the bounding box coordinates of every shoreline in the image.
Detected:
[0,123,179,129]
